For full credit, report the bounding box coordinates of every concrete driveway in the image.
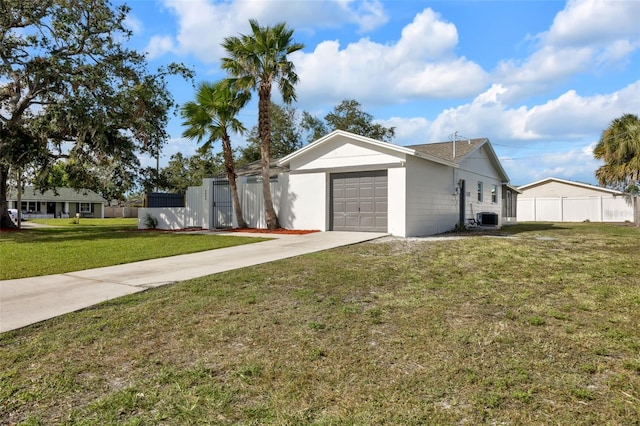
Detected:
[0,231,386,333]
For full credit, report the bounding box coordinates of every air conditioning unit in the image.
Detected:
[477,212,498,226]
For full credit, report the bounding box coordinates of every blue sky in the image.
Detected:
[120,0,639,186]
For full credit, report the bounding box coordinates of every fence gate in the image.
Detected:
[213,180,233,228]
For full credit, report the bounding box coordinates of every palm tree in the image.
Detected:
[181,80,250,229]
[594,113,640,191]
[221,19,304,229]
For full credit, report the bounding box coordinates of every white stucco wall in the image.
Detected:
[404,156,458,236]
[457,146,503,224]
[284,172,328,231]
[138,207,186,230]
[387,167,407,236]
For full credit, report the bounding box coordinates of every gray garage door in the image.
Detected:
[331,170,388,232]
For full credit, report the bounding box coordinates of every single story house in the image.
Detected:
[275,130,516,236]
[517,177,637,223]
[7,187,107,219]
[141,130,518,236]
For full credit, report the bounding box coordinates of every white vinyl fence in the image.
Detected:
[517,196,635,223]
[139,176,288,230]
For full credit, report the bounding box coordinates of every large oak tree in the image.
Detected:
[0,0,190,228]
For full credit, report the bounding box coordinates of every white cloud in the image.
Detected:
[145,35,176,60]
[503,143,603,185]
[424,80,640,143]
[147,0,390,63]
[294,8,487,105]
[545,0,640,47]
[337,0,388,33]
[493,0,640,101]
[378,116,430,145]
[124,14,144,33]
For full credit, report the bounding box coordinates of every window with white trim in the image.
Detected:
[79,203,91,213]
[21,201,38,212]
[491,185,498,203]
[477,182,483,202]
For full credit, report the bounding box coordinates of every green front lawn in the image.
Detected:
[1,223,639,424]
[0,221,268,280]
[29,217,139,227]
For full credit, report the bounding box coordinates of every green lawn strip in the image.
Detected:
[28,217,139,227]
[1,223,639,424]
[0,226,269,279]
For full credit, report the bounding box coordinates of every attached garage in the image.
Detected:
[276,130,511,237]
[331,170,388,232]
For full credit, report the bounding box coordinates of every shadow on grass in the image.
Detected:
[0,226,161,245]
[498,223,569,235]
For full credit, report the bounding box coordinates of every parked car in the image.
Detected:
[8,208,18,224]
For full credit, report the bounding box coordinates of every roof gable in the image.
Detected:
[408,138,509,182]
[518,177,625,195]
[277,130,458,168]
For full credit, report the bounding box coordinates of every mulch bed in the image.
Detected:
[225,228,320,235]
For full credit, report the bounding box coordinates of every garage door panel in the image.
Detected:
[345,201,359,213]
[345,215,360,227]
[375,217,387,228]
[345,188,359,198]
[331,171,387,232]
[359,187,374,197]
[374,187,387,197]
[359,216,374,227]
[359,201,374,213]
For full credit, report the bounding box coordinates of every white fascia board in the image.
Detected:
[277,129,458,168]
[461,139,510,183]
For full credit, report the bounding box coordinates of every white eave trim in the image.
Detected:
[277,129,459,168]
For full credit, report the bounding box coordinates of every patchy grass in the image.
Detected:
[1,223,639,424]
[0,223,268,280]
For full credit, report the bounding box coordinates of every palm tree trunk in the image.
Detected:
[221,134,247,229]
[259,84,280,229]
[0,164,17,229]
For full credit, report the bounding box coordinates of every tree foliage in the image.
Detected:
[221,19,304,229]
[302,99,396,143]
[594,113,640,192]
[181,80,250,228]
[239,102,303,164]
[0,0,192,227]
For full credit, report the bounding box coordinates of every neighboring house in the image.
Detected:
[7,187,107,219]
[141,130,517,236]
[517,177,637,223]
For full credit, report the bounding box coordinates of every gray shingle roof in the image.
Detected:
[406,138,486,164]
[8,187,106,203]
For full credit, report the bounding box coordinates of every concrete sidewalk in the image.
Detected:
[0,231,386,333]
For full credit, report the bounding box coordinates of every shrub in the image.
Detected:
[143,213,158,229]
